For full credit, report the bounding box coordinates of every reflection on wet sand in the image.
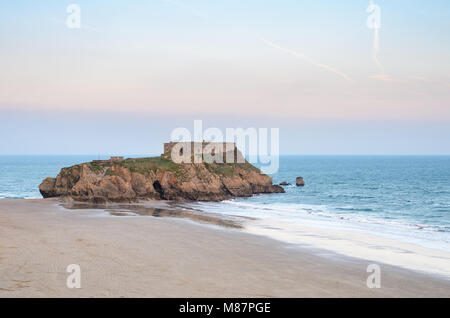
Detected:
[61,202,244,229]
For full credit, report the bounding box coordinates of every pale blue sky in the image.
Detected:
[0,1,449,154]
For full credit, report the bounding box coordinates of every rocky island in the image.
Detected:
[39,142,284,203]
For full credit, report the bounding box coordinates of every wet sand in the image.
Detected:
[0,198,449,297]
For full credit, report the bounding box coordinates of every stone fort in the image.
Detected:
[163,142,243,163]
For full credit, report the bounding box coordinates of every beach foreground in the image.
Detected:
[0,199,449,297]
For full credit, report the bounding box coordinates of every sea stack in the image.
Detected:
[39,142,285,203]
[296,177,305,186]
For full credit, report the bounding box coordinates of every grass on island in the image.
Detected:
[79,154,262,180]
[88,161,104,174]
[59,166,81,184]
[119,156,187,179]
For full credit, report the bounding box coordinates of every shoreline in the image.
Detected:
[0,198,449,297]
[59,197,450,279]
[186,198,450,278]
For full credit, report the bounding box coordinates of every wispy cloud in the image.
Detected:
[258,37,352,82]
[367,1,391,82]
[370,74,398,82]
[48,18,101,33]
[372,27,384,74]
[162,0,208,20]
[163,0,352,82]
[411,76,450,88]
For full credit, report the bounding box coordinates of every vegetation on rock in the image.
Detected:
[39,155,284,203]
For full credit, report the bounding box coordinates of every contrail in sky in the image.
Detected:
[369,0,385,75]
[373,27,384,74]
[258,37,352,82]
[162,0,352,82]
[163,0,207,20]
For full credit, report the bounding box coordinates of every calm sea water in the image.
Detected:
[187,156,450,253]
[1,155,450,253]
[0,155,102,199]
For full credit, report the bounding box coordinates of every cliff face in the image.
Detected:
[39,156,284,203]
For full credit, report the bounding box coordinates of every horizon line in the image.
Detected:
[1,154,450,157]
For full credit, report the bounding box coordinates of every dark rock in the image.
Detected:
[296,177,305,186]
[39,177,57,198]
[279,181,290,186]
[39,155,285,202]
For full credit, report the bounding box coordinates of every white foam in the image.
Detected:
[188,200,450,278]
[245,218,450,278]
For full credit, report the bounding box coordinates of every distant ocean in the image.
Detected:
[192,156,450,244]
[1,155,450,276]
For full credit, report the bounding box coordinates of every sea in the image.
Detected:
[1,155,450,277]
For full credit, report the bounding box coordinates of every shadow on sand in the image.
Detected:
[61,202,247,229]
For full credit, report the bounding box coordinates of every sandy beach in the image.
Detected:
[0,198,449,297]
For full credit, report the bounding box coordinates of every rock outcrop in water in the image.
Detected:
[39,150,284,203]
[296,177,305,186]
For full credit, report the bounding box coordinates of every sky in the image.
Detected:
[0,0,449,155]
